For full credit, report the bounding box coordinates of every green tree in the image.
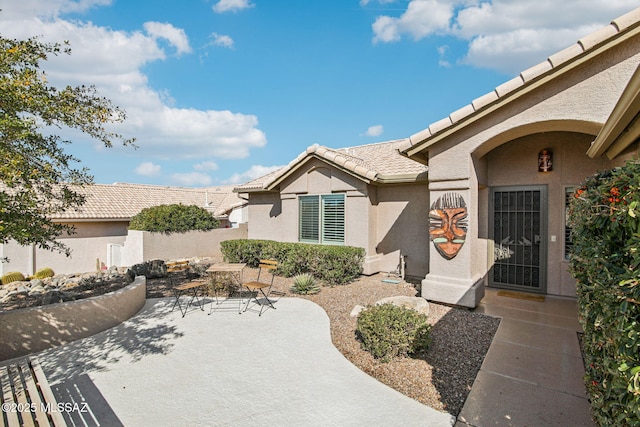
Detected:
[0,35,134,258]
[129,204,220,234]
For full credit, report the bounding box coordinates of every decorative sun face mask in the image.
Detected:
[429,193,468,260]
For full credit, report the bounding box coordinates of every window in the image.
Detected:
[299,194,345,245]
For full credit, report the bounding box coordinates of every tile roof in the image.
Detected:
[48,183,245,220]
[234,139,428,192]
[399,6,640,155]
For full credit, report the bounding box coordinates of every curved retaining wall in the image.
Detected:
[0,276,146,362]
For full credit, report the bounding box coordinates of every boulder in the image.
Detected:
[350,304,366,318]
[126,259,166,280]
[375,296,430,317]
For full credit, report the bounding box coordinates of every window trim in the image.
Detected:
[298,194,345,245]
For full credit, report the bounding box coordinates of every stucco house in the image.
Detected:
[234,139,430,280]
[0,183,246,275]
[236,7,640,308]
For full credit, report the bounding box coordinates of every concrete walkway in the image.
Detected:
[31,298,455,427]
[458,288,593,426]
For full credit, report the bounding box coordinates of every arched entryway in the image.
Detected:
[476,129,620,296]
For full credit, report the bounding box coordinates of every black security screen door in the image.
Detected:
[490,186,547,293]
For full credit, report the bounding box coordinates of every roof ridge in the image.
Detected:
[335,138,408,151]
[402,6,640,151]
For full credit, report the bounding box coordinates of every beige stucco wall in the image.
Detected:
[121,225,248,266]
[246,158,430,277]
[0,276,146,362]
[2,223,248,276]
[1,221,129,276]
[483,132,631,297]
[374,185,430,280]
[419,31,640,305]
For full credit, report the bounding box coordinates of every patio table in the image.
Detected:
[206,263,246,314]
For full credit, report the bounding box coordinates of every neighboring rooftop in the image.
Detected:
[50,183,244,220]
[234,139,429,192]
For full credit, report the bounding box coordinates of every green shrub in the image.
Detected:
[290,273,320,295]
[356,304,432,363]
[220,239,364,285]
[1,271,25,285]
[129,204,219,234]
[568,159,640,425]
[33,267,55,279]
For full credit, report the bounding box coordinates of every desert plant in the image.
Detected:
[290,273,320,295]
[33,267,55,279]
[1,271,26,286]
[568,159,640,425]
[356,303,432,363]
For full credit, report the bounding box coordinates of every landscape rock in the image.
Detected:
[375,295,430,317]
[126,259,167,280]
[350,304,366,317]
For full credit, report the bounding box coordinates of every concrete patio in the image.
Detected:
[23,297,455,427]
[2,287,593,426]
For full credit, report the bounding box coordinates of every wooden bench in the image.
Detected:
[1,358,66,427]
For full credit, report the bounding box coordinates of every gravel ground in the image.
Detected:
[2,267,500,416]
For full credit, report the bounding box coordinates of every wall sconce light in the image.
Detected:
[538,149,552,172]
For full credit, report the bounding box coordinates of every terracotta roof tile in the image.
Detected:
[233,139,428,192]
[45,183,244,220]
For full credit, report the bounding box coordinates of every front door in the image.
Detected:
[490,186,547,294]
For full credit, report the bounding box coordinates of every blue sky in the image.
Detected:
[1,0,639,187]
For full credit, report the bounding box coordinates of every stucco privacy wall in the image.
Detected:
[0,276,145,361]
[1,225,247,276]
[417,26,640,306]
[246,157,430,277]
[121,224,248,266]
[1,221,129,276]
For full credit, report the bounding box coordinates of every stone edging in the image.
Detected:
[0,276,146,362]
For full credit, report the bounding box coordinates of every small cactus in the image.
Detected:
[33,267,55,279]
[1,271,26,286]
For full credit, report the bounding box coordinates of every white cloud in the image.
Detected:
[135,162,162,176]
[363,124,384,137]
[194,161,219,171]
[360,0,397,6]
[208,32,235,49]
[224,165,284,185]
[171,172,213,187]
[372,0,453,44]
[370,0,640,75]
[0,0,111,20]
[143,22,192,55]
[213,0,254,14]
[437,45,451,67]
[0,2,267,161]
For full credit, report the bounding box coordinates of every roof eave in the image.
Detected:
[264,154,378,190]
[587,64,640,159]
[375,172,429,184]
[402,17,640,159]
